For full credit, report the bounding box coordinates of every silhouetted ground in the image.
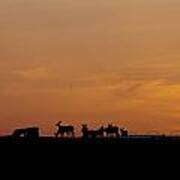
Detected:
[1,135,180,165]
[1,135,180,146]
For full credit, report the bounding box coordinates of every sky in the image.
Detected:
[1,0,180,135]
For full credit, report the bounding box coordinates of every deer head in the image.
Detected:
[82,124,87,128]
[56,121,62,126]
[82,124,88,130]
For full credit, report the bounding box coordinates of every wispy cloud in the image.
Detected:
[14,67,54,80]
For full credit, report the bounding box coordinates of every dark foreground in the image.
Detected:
[1,135,180,146]
[1,135,180,165]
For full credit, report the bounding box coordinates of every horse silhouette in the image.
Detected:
[104,124,119,137]
[81,124,104,138]
[12,127,39,139]
[55,121,75,138]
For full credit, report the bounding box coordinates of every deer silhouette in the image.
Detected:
[81,124,104,138]
[120,128,128,137]
[104,124,120,137]
[55,121,75,138]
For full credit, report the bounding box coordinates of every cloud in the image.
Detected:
[14,67,57,80]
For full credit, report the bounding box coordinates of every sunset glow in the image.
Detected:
[1,0,180,135]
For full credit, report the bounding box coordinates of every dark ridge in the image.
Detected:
[1,135,180,145]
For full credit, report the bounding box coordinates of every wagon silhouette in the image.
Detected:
[12,127,39,139]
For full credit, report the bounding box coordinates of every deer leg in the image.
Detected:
[55,130,59,138]
[60,132,63,137]
[67,132,70,137]
[72,131,75,137]
[116,132,120,138]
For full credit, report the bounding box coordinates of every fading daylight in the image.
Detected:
[1,0,180,135]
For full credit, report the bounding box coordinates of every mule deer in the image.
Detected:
[55,121,75,138]
[104,124,119,137]
[81,124,104,138]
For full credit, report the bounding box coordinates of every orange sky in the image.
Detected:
[1,0,180,135]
